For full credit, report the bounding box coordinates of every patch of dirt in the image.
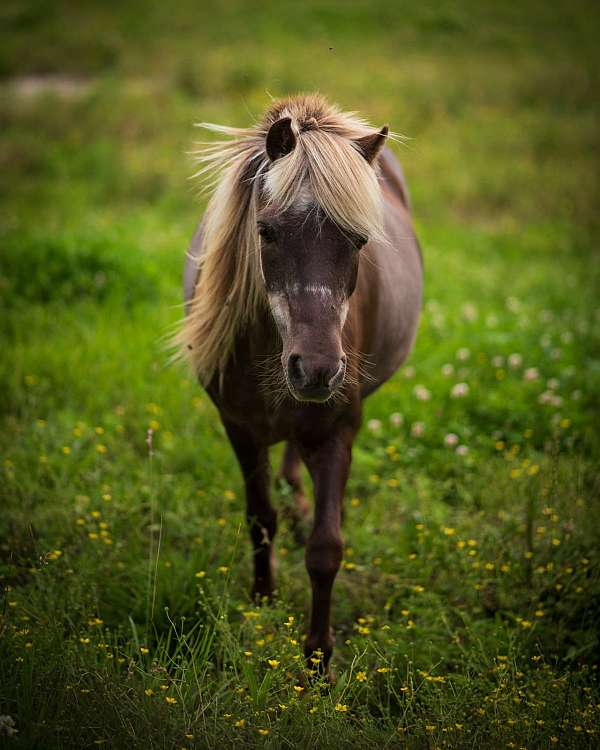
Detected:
[6,74,93,99]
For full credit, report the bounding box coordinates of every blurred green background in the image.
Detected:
[1,1,600,748]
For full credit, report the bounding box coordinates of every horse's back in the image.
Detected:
[379,146,413,212]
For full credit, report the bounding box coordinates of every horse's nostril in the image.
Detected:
[328,358,346,389]
[288,354,306,387]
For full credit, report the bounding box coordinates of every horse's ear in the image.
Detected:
[266,117,297,162]
[355,125,389,164]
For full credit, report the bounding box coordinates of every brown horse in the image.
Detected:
[178,94,422,672]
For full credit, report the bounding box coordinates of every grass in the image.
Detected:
[1,0,600,747]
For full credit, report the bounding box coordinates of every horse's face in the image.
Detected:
[257,115,387,403]
[257,205,365,403]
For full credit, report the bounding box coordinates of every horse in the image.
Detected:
[177,94,423,672]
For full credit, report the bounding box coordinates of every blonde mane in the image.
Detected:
[176,94,388,384]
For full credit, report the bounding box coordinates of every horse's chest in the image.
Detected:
[209,373,342,447]
[208,375,288,444]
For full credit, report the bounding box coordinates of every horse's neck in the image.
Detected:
[237,305,281,368]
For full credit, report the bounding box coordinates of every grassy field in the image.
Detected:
[1,1,600,747]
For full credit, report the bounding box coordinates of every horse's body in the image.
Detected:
[180,95,422,671]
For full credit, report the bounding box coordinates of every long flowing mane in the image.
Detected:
[176,94,388,384]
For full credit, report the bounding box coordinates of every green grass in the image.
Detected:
[1,1,600,747]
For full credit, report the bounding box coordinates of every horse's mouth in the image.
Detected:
[285,377,345,404]
[284,358,346,404]
[288,385,335,403]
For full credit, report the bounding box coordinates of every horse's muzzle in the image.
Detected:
[286,353,346,402]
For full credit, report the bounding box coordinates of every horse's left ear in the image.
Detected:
[266,117,297,162]
[354,125,389,164]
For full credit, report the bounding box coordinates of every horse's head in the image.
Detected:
[258,117,387,403]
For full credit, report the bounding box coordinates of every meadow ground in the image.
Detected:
[1,1,600,747]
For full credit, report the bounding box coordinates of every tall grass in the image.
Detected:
[1,0,599,747]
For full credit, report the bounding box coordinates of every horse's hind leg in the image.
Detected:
[278,442,310,545]
[223,420,277,601]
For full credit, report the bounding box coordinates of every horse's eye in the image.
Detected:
[258,222,277,243]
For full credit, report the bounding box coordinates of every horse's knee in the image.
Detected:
[305,531,343,582]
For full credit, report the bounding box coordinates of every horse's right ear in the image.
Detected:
[354,125,389,164]
[266,118,296,162]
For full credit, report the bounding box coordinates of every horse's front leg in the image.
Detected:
[223,420,277,600]
[299,427,355,673]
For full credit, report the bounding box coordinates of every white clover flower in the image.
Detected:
[462,303,478,321]
[456,445,469,456]
[411,421,425,438]
[523,367,539,381]
[508,353,522,369]
[367,419,382,432]
[538,391,563,406]
[413,385,431,402]
[389,412,404,427]
[546,378,559,390]
[441,363,454,377]
[403,366,416,379]
[491,356,504,368]
[451,382,470,398]
[444,433,459,447]
[456,348,470,361]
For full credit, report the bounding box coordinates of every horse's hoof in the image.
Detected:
[298,666,335,687]
[250,585,274,604]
